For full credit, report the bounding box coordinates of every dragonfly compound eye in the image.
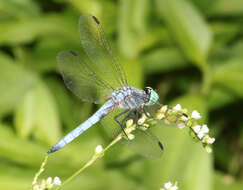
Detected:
[144,87,151,95]
[144,87,159,106]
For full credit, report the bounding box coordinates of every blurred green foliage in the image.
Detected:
[0,0,243,189]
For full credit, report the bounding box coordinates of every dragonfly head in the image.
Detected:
[144,87,159,106]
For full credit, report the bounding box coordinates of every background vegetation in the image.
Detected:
[0,0,243,189]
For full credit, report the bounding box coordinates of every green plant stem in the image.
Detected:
[55,134,122,190]
[31,154,49,189]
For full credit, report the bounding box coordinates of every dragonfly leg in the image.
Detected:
[135,109,139,125]
[134,109,145,125]
[120,110,134,126]
[114,110,130,137]
[120,110,135,138]
[142,106,152,118]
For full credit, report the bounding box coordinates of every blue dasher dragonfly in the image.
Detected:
[48,14,163,159]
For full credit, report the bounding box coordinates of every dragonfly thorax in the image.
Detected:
[110,86,150,110]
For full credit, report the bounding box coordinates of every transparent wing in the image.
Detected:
[102,109,163,159]
[79,14,127,89]
[121,129,163,159]
[57,50,113,104]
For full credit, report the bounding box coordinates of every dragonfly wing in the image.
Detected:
[79,14,127,89]
[57,50,113,104]
[121,129,163,159]
[101,110,163,159]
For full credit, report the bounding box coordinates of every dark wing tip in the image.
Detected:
[158,141,164,150]
[69,50,78,56]
[92,16,100,24]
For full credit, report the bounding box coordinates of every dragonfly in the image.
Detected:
[48,14,164,159]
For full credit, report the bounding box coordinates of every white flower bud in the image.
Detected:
[95,145,103,154]
[164,182,172,189]
[138,117,146,125]
[201,124,209,134]
[173,104,181,111]
[126,119,133,127]
[54,176,62,186]
[192,125,201,133]
[128,134,135,140]
[205,146,212,153]
[208,137,215,144]
[40,179,46,188]
[33,184,40,190]
[171,186,178,190]
[191,110,201,119]
[46,177,52,185]
[156,113,165,120]
[177,123,185,129]
[159,105,168,113]
[197,132,205,139]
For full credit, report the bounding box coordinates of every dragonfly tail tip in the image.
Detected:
[47,146,58,154]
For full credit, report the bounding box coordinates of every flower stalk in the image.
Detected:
[31,154,49,188]
[55,134,122,190]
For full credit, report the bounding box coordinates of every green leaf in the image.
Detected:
[141,47,188,74]
[121,58,143,88]
[0,123,80,171]
[182,147,212,190]
[189,0,213,14]
[17,35,81,73]
[68,0,102,14]
[0,0,40,19]
[209,0,243,16]
[19,39,76,73]
[0,123,47,167]
[211,22,240,46]
[132,0,150,35]
[13,79,63,145]
[44,77,84,130]
[208,87,236,110]
[0,14,77,46]
[213,60,243,98]
[0,52,37,117]
[63,169,143,190]
[118,0,150,58]
[214,172,243,190]
[14,89,35,138]
[231,40,243,57]
[156,0,212,67]
[33,82,62,146]
[0,162,33,190]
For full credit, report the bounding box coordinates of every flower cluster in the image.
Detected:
[189,110,215,153]
[156,104,188,129]
[150,104,215,153]
[192,124,215,149]
[32,177,61,190]
[116,103,215,153]
[160,181,178,190]
[124,119,136,140]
